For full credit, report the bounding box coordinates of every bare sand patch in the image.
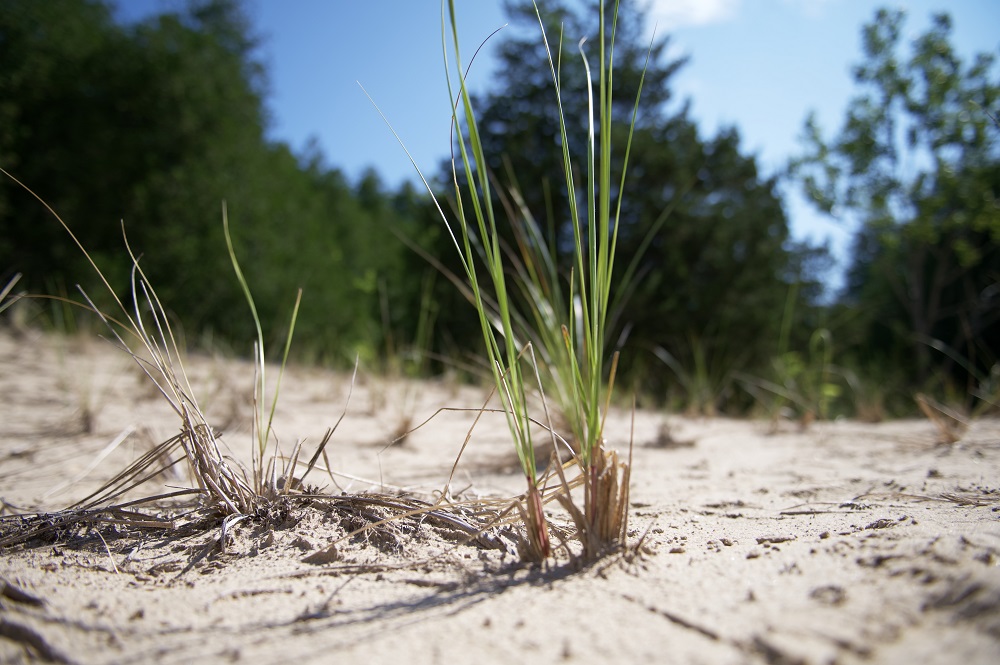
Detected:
[2,330,998,664]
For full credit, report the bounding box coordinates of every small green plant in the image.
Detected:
[918,334,1000,416]
[973,363,1000,414]
[909,335,1000,442]
[368,0,645,560]
[222,203,305,499]
[737,283,842,428]
[652,336,737,417]
[372,270,439,445]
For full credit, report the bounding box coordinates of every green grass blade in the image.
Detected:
[222,202,268,459]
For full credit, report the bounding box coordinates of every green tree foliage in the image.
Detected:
[0,0,136,290]
[418,0,816,410]
[0,0,412,362]
[791,8,1000,397]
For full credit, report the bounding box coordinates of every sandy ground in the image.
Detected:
[1,328,999,664]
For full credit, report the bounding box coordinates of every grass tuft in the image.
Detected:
[367,0,647,561]
[0,168,306,519]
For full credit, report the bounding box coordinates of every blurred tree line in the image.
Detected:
[1,0,996,417]
[793,7,1000,415]
[0,0,421,364]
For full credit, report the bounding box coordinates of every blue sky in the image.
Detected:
[116,0,998,282]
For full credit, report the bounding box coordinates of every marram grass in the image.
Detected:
[369,0,648,560]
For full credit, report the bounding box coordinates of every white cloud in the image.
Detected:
[644,0,742,30]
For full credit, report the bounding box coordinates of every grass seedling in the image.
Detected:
[366,0,646,560]
[222,202,304,499]
[653,336,737,417]
[521,0,646,558]
[736,283,842,429]
[439,0,551,560]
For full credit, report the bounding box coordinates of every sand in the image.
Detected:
[1,328,998,664]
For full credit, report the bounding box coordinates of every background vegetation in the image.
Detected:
[2,0,997,419]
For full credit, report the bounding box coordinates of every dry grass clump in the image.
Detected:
[0,170,512,566]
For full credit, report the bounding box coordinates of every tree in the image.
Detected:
[0,0,269,316]
[1,0,417,363]
[791,8,1000,394]
[0,0,136,292]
